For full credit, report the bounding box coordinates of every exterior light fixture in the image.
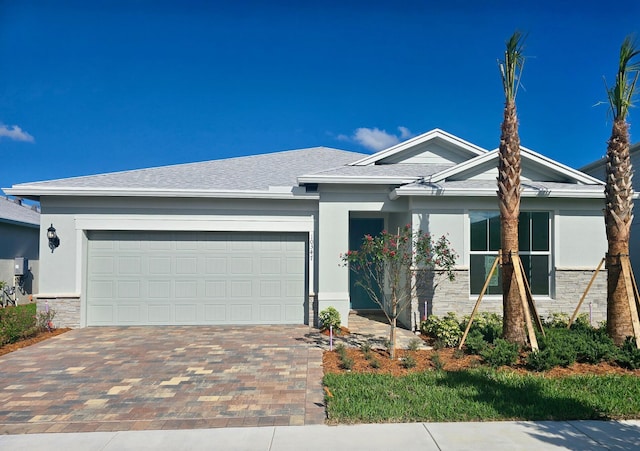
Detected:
[47,224,60,252]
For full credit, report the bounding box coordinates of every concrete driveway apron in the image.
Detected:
[0,326,325,434]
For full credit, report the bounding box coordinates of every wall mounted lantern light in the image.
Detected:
[47,224,60,253]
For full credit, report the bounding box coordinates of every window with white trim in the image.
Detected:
[469,211,550,296]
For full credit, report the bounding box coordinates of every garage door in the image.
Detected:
[86,231,307,326]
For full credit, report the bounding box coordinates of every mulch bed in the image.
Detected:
[0,328,71,357]
[323,346,640,377]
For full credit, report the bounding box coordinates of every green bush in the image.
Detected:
[464,329,489,355]
[421,312,462,347]
[525,348,562,372]
[481,339,519,368]
[319,307,341,331]
[0,303,38,346]
[464,312,502,344]
[401,355,417,369]
[617,337,640,370]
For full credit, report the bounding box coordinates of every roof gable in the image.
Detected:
[430,147,604,185]
[349,129,487,166]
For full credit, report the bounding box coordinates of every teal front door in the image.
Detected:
[349,218,384,310]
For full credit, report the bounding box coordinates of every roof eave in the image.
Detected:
[297,175,419,185]
[3,187,319,200]
[390,187,611,200]
[0,217,40,228]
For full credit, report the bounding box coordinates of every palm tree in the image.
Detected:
[604,35,640,345]
[498,32,527,345]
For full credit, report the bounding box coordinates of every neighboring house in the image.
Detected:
[5,129,609,329]
[581,141,640,272]
[0,196,39,303]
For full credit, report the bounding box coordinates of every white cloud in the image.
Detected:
[0,124,35,143]
[351,126,414,152]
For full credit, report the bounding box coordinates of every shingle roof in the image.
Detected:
[302,163,455,178]
[11,147,366,192]
[0,197,40,227]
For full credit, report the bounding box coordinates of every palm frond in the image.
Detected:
[499,31,527,102]
[605,34,640,120]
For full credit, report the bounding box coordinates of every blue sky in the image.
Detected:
[1,1,639,190]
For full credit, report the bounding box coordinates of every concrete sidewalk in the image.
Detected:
[1,420,638,450]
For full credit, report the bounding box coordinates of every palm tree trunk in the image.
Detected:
[498,99,527,345]
[605,118,635,345]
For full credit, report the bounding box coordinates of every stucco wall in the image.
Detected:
[0,222,39,303]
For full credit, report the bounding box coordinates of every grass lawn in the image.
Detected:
[324,368,640,423]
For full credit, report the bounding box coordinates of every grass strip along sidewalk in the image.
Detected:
[324,369,640,423]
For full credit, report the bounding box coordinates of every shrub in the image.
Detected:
[431,352,444,371]
[464,329,488,355]
[369,358,380,369]
[319,307,341,331]
[37,308,56,332]
[617,337,640,370]
[481,339,519,368]
[0,303,38,346]
[421,312,462,347]
[407,338,422,352]
[464,312,502,344]
[401,355,417,369]
[340,355,354,370]
[525,348,561,372]
[543,312,570,328]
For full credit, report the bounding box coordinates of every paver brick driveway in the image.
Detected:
[0,325,325,434]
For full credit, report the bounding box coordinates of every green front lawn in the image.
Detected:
[324,369,640,423]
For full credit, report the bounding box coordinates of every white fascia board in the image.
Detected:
[390,186,609,200]
[348,129,488,166]
[3,186,320,200]
[297,175,420,185]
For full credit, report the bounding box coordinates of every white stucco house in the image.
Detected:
[581,141,640,272]
[4,129,610,329]
[0,196,40,302]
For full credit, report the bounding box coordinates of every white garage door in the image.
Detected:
[86,231,307,326]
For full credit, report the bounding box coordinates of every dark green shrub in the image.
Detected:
[617,337,640,370]
[369,358,380,369]
[464,329,488,355]
[525,348,561,371]
[481,339,519,368]
[0,303,38,346]
[465,312,502,344]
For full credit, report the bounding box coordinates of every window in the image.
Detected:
[469,211,550,296]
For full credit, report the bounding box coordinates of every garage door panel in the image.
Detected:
[176,257,197,274]
[148,304,171,322]
[230,304,252,321]
[118,281,141,298]
[117,304,141,323]
[150,257,171,275]
[175,304,198,322]
[148,280,170,298]
[87,231,306,326]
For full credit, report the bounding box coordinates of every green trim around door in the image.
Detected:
[348,217,384,310]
